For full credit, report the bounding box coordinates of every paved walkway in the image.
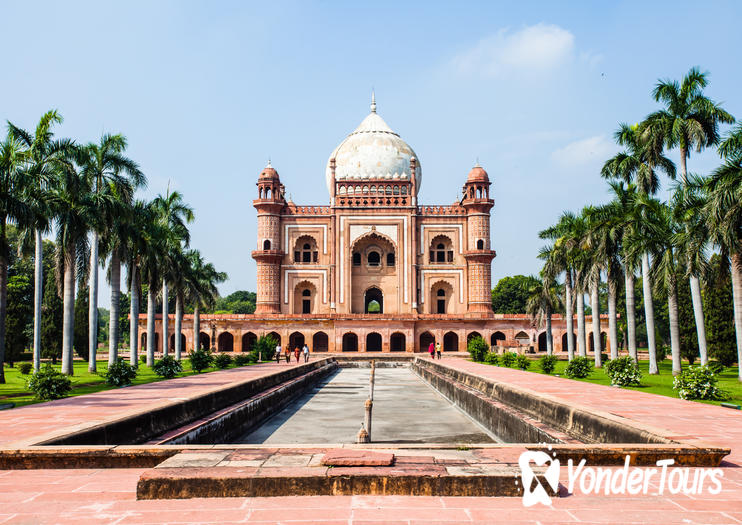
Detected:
[0,357,741,523]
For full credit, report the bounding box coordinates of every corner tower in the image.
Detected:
[252,162,285,314]
[462,164,496,315]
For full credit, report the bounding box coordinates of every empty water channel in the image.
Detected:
[239,366,496,444]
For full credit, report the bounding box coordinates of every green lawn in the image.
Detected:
[500,358,742,408]
[0,359,258,409]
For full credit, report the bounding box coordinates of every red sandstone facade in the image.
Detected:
[138,99,608,354]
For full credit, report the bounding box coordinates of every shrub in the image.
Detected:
[673,365,728,400]
[604,356,642,386]
[26,364,72,400]
[153,355,183,379]
[707,360,725,375]
[467,336,489,362]
[515,354,530,370]
[500,352,517,368]
[140,354,147,364]
[254,335,277,362]
[655,345,668,363]
[483,351,499,365]
[565,356,593,379]
[234,354,251,366]
[214,353,233,369]
[539,355,558,374]
[17,363,32,375]
[104,358,137,386]
[188,348,213,373]
[600,353,609,364]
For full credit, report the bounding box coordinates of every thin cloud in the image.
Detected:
[452,23,575,76]
[551,135,617,168]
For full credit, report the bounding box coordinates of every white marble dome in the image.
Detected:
[325,96,421,196]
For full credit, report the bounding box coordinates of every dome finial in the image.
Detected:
[266,157,272,168]
[370,90,377,113]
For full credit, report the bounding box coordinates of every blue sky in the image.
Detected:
[2,1,741,307]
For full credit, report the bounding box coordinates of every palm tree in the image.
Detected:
[524,273,561,355]
[0,133,33,383]
[139,202,166,367]
[628,196,683,375]
[77,134,144,372]
[184,250,226,353]
[646,67,735,361]
[124,200,150,367]
[152,189,193,357]
[48,154,99,375]
[702,147,742,380]
[169,246,189,360]
[7,111,71,372]
[602,123,676,374]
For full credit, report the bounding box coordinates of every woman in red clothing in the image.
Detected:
[294,346,301,363]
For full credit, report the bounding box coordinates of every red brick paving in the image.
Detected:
[0,358,741,523]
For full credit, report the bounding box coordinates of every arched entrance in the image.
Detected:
[366,332,382,352]
[390,332,406,352]
[342,333,358,352]
[199,332,210,350]
[217,332,234,352]
[419,331,434,353]
[365,287,383,314]
[491,331,506,346]
[514,331,530,346]
[242,332,257,353]
[443,331,459,352]
[538,332,547,352]
[293,281,317,315]
[289,331,305,350]
[267,331,281,348]
[467,332,482,344]
[169,333,186,352]
[312,332,328,352]
[561,332,576,353]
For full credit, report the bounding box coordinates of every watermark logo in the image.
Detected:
[518,448,724,507]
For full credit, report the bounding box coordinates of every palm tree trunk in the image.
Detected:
[129,264,139,367]
[88,231,99,372]
[108,248,121,365]
[607,272,618,360]
[146,285,156,367]
[565,271,574,360]
[0,248,7,384]
[162,280,169,357]
[62,249,76,376]
[591,280,602,368]
[193,304,200,352]
[730,252,742,382]
[689,276,708,365]
[576,290,587,357]
[642,252,658,374]
[625,269,638,361]
[33,230,43,373]
[545,305,553,355]
[668,278,682,376]
[174,293,183,360]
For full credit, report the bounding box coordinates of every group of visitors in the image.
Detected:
[274,342,310,364]
[428,341,442,359]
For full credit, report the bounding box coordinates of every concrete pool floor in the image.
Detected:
[238,367,496,444]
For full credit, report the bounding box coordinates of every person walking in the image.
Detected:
[428,340,435,359]
[435,341,441,360]
[294,345,301,363]
[302,343,309,363]
[284,344,291,364]
[275,342,281,364]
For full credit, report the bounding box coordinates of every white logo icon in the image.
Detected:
[519,451,560,507]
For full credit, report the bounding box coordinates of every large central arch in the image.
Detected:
[364,287,383,314]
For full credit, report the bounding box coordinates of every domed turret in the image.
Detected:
[467,164,489,183]
[326,93,421,196]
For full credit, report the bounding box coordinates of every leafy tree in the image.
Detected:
[74,285,89,360]
[704,255,735,366]
[40,267,62,364]
[5,274,32,365]
[491,275,540,314]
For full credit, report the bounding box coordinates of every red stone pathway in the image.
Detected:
[0,358,741,523]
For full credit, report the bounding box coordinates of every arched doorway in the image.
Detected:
[199,332,210,350]
[390,332,406,352]
[242,332,257,353]
[419,331,434,353]
[491,332,506,346]
[365,287,383,314]
[430,281,453,314]
[467,332,482,344]
[561,332,576,353]
[267,331,281,348]
[444,331,459,352]
[141,333,147,350]
[217,332,234,352]
[537,332,547,352]
[366,332,382,352]
[514,331,530,346]
[293,281,317,315]
[169,333,186,352]
[289,331,305,350]
[342,333,358,352]
[312,332,328,352]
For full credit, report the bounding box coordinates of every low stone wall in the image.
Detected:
[39,358,337,446]
[412,359,673,445]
